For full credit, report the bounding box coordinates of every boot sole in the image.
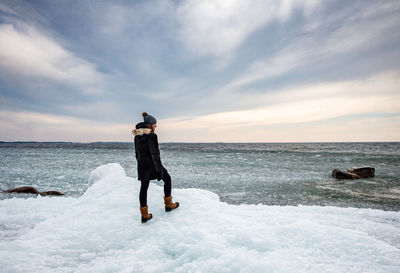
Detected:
[141,214,153,223]
[165,202,179,212]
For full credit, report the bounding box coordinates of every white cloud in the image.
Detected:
[1,71,398,142]
[160,71,400,142]
[160,116,400,143]
[320,9,400,57]
[176,0,320,57]
[0,23,104,93]
[221,49,304,92]
[210,0,400,91]
[0,110,132,142]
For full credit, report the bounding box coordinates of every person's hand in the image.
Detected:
[156,171,162,181]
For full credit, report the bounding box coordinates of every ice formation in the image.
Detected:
[0,163,399,273]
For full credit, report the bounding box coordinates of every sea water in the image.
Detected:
[0,142,400,272]
[1,142,399,210]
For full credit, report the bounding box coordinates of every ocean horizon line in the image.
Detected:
[1,141,399,144]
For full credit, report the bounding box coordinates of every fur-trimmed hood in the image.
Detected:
[132,128,152,136]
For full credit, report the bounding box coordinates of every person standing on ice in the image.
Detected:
[133,112,179,223]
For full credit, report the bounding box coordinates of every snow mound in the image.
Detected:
[0,163,399,273]
[87,163,125,187]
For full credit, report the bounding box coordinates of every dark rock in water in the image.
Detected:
[332,169,360,179]
[332,166,375,179]
[3,186,40,194]
[40,191,64,196]
[347,167,375,178]
[3,186,64,196]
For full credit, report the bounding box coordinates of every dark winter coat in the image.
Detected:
[133,122,164,181]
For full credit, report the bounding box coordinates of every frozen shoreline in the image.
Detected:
[1,163,399,272]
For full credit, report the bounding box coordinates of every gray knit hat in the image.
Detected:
[142,112,157,125]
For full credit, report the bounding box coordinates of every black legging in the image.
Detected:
[139,171,172,207]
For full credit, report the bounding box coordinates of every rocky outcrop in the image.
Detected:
[3,186,40,194]
[3,186,64,196]
[347,167,375,178]
[332,169,360,179]
[332,167,375,179]
[40,191,64,196]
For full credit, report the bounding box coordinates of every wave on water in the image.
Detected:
[0,163,400,272]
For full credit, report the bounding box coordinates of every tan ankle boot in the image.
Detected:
[140,205,152,223]
[164,196,179,212]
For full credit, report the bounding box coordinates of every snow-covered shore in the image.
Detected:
[1,163,399,273]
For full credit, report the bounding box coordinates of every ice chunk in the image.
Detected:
[0,163,399,273]
[87,163,126,187]
[0,196,74,241]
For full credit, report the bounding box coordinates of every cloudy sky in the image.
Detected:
[0,0,399,142]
